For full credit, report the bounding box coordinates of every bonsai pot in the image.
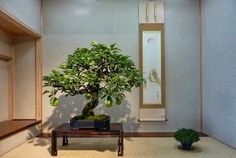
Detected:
[70,115,110,129]
[181,143,192,150]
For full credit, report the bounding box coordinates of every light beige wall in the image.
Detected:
[0,35,12,122]
[0,31,12,57]
[0,124,41,156]
[13,41,36,119]
[0,60,8,122]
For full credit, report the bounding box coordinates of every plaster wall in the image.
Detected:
[42,0,200,132]
[201,0,236,148]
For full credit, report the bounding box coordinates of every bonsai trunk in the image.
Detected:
[82,92,99,117]
[70,92,110,129]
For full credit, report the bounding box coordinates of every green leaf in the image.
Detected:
[42,41,144,110]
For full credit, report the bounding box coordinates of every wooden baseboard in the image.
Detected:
[38,132,207,138]
[125,132,207,137]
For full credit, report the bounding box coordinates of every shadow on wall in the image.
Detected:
[43,95,85,132]
[43,95,139,132]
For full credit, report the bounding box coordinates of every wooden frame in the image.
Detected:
[51,123,124,156]
[139,23,165,108]
[0,54,13,120]
[35,39,42,121]
[0,8,42,121]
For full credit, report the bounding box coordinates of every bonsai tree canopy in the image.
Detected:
[43,41,144,120]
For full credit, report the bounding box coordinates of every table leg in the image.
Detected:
[118,130,124,156]
[62,135,68,146]
[51,130,57,156]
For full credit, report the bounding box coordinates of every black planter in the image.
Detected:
[181,143,192,150]
[70,115,110,129]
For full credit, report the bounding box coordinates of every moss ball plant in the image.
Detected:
[174,128,200,150]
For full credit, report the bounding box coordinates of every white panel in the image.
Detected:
[139,0,146,23]
[147,1,155,23]
[139,0,164,23]
[139,108,165,121]
[143,31,162,104]
[155,0,164,23]
[0,0,41,33]
[14,41,35,119]
[0,60,8,122]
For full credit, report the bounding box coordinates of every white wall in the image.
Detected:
[0,0,41,34]
[42,0,200,132]
[202,0,236,148]
[14,41,36,119]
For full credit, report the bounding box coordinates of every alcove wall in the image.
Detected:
[42,0,201,133]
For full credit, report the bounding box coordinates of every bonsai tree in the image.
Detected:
[43,41,144,121]
[174,128,200,150]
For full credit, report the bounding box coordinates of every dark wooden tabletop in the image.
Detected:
[53,123,123,135]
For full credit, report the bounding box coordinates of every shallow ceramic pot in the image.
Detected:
[70,115,110,129]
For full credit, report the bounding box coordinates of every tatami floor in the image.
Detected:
[1,137,236,158]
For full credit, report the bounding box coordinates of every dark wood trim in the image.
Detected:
[0,120,41,140]
[0,54,12,61]
[12,119,39,121]
[39,131,208,138]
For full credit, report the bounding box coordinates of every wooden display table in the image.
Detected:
[51,123,124,156]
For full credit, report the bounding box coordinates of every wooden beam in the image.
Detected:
[7,59,13,120]
[35,39,42,120]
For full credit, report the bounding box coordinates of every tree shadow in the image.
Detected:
[43,95,85,131]
[27,94,138,155]
[58,138,117,152]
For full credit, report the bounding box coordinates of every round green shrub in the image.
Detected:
[174,128,200,145]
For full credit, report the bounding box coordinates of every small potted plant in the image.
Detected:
[43,41,144,129]
[174,128,200,150]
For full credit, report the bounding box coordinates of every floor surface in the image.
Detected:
[1,137,236,158]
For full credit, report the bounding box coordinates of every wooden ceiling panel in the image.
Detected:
[0,9,41,39]
[0,16,28,36]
